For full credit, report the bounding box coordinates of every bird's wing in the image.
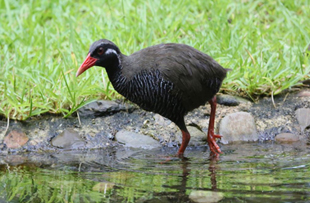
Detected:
[157,44,228,108]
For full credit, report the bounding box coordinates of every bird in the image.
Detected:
[76,39,229,156]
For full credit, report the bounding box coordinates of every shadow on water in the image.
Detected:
[1,142,310,202]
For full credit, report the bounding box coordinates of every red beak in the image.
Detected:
[76,53,98,77]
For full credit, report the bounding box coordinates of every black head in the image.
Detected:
[76,39,121,77]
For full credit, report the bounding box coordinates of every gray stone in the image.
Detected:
[189,190,224,203]
[115,130,161,149]
[216,94,250,106]
[295,108,310,131]
[219,112,258,144]
[275,133,299,143]
[78,100,135,117]
[51,129,86,149]
[154,114,171,126]
[187,126,206,146]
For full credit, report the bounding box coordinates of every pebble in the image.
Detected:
[219,112,258,144]
[189,190,224,203]
[154,114,171,126]
[4,130,29,149]
[275,133,299,143]
[115,130,161,149]
[295,108,310,131]
[297,90,310,97]
[51,129,86,149]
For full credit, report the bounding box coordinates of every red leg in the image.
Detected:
[207,96,222,155]
[177,130,190,156]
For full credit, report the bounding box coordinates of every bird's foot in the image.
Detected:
[209,151,220,161]
[159,153,188,164]
[207,133,222,155]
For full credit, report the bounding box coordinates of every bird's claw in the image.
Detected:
[213,134,222,139]
[207,132,222,155]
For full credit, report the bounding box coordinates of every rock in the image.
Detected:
[51,129,86,149]
[189,190,224,203]
[296,90,310,97]
[295,108,310,131]
[154,114,171,126]
[115,130,161,149]
[216,94,250,106]
[187,126,206,146]
[275,133,299,143]
[4,155,28,165]
[219,112,258,144]
[4,130,29,149]
[78,100,135,117]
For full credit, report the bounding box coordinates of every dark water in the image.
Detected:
[1,142,310,203]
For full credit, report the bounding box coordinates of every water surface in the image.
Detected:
[1,142,310,202]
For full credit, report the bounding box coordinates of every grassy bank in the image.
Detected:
[1,0,309,120]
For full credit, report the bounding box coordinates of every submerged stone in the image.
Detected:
[189,190,224,203]
[115,130,161,149]
[4,130,29,149]
[219,112,258,144]
[275,133,299,143]
[51,129,86,149]
[295,108,310,131]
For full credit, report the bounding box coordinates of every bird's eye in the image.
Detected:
[97,47,104,55]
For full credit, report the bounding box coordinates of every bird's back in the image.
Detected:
[120,43,228,112]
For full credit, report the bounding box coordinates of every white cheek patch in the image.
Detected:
[105,48,118,55]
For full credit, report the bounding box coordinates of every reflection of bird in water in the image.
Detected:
[143,156,219,202]
[209,157,218,191]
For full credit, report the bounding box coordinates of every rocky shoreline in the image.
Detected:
[1,88,310,156]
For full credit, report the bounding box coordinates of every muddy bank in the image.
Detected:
[0,88,310,157]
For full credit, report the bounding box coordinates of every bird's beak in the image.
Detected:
[76,53,98,77]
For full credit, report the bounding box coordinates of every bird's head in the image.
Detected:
[76,39,121,77]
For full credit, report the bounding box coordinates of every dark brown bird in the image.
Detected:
[76,39,229,156]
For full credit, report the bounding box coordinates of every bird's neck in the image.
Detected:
[105,55,128,96]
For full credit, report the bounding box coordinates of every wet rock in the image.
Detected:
[4,130,29,149]
[92,182,115,193]
[115,130,161,149]
[51,129,86,149]
[154,114,171,126]
[219,112,258,144]
[189,190,224,203]
[4,155,28,165]
[295,108,310,131]
[275,133,299,143]
[78,100,135,117]
[216,94,250,106]
[187,126,206,146]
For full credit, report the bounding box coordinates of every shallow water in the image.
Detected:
[1,142,310,203]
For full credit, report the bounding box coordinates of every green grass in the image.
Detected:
[1,0,310,120]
